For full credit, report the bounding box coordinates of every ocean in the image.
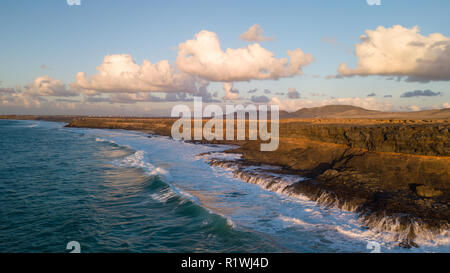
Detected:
[0,119,448,253]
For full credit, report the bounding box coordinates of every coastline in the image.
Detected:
[2,115,449,248]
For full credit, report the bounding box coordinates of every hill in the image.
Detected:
[280,105,450,119]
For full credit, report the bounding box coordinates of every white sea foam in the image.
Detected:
[149,187,178,203]
[115,150,171,180]
[196,152,242,161]
[279,216,318,229]
[13,121,40,128]
[95,137,117,145]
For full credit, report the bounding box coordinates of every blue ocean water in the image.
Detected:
[0,120,448,253]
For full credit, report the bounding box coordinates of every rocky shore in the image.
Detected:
[2,114,449,247]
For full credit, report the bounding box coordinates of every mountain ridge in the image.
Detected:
[279,105,450,119]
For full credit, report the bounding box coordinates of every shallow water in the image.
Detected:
[0,120,448,252]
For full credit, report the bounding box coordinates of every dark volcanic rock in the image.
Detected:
[280,123,450,156]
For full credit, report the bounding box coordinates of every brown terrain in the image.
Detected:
[1,105,449,247]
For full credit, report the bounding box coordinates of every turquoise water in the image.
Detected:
[0,120,448,252]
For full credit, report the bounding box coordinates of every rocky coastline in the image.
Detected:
[2,115,449,247]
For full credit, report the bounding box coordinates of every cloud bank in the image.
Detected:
[73,54,197,94]
[1,76,78,109]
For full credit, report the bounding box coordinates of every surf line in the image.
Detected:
[171,97,279,151]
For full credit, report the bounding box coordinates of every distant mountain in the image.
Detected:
[279,105,450,119]
[220,105,449,119]
[280,105,378,119]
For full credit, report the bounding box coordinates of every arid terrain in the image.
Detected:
[2,105,449,247]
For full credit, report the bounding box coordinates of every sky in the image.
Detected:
[0,0,449,116]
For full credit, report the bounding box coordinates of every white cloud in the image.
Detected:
[24,76,77,97]
[222,82,239,100]
[287,88,300,99]
[1,76,78,108]
[0,92,46,108]
[73,54,198,94]
[337,25,450,82]
[105,92,191,104]
[250,95,270,103]
[176,30,313,82]
[240,24,273,42]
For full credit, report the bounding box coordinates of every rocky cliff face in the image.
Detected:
[227,139,449,246]
[280,123,449,156]
[66,117,175,135]
[64,117,449,156]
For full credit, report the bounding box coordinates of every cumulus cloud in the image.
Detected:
[71,30,312,105]
[250,95,270,103]
[24,76,77,97]
[264,89,271,94]
[108,92,191,104]
[84,89,219,104]
[176,30,313,82]
[108,93,164,104]
[337,25,450,82]
[73,54,198,94]
[270,97,394,112]
[400,89,442,98]
[0,91,46,108]
[223,82,239,100]
[240,24,273,42]
[1,76,80,109]
[367,92,376,97]
[247,88,258,94]
[287,88,300,99]
[384,95,392,98]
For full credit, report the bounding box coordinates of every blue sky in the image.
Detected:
[0,0,449,115]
